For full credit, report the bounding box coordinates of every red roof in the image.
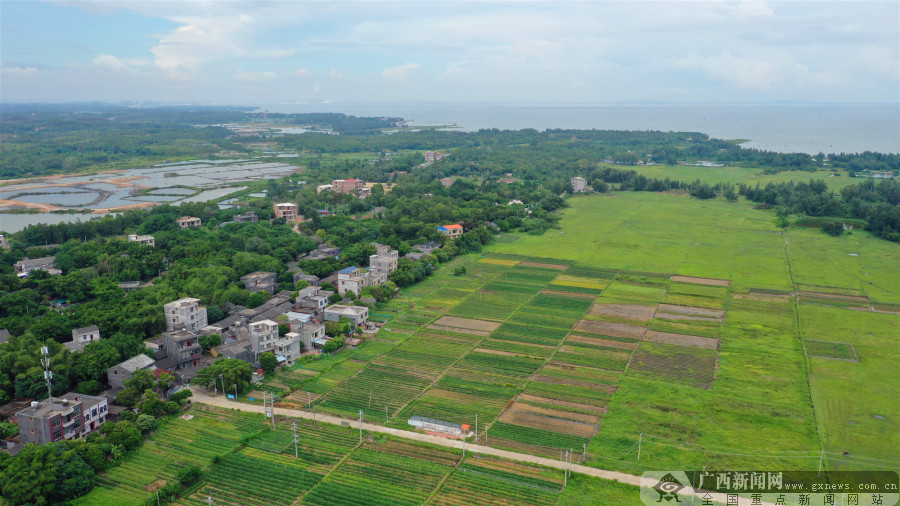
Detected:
[441,224,463,230]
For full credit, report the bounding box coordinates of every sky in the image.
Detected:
[1,1,898,105]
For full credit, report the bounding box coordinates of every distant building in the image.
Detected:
[65,326,100,352]
[439,177,455,187]
[233,211,259,223]
[240,271,277,294]
[411,241,441,256]
[107,354,156,389]
[14,256,59,277]
[274,203,298,221]
[127,234,155,247]
[438,224,463,238]
[571,176,587,193]
[176,216,202,228]
[293,271,320,287]
[212,340,253,362]
[302,244,341,261]
[324,305,369,327]
[16,393,107,445]
[0,234,10,249]
[332,179,363,194]
[424,151,444,163]
[295,286,329,310]
[164,297,208,332]
[316,184,333,193]
[0,329,9,344]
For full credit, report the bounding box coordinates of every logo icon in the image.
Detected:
[653,472,685,502]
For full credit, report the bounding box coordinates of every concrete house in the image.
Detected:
[240,271,277,294]
[164,297,208,332]
[0,329,9,344]
[107,354,156,389]
[324,305,369,327]
[369,244,399,277]
[302,244,341,261]
[176,216,202,228]
[127,234,155,247]
[571,176,587,193]
[274,203,298,221]
[249,320,279,360]
[296,286,329,310]
[65,326,100,352]
[332,178,363,194]
[294,271,320,287]
[437,224,463,238]
[233,211,259,223]
[161,330,203,371]
[212,340,253,362]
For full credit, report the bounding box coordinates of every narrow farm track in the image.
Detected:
[190,387,774,506]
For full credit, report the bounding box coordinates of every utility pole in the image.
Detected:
[369,390,372,409]
[564,450,568,487]
[40,345,53,401]
[292,422,299,458]
[818,450,824,476]
[637,433,642,461]
[385,406,388,423]
[475,414,478,443]
[207,489,213,505]
[359,410,363,443]
[234,384,238,401]
[308,391,311,408]
[583,443,587,463]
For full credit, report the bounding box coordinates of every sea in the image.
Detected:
[263,102,900,155]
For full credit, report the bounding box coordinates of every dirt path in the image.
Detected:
[190,387,773,505]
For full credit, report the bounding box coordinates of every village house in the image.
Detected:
[164,297,208,332]
[302,243,341,261]
[176,216,202,228]
[295,286,329,310]
[293,270,320,287]
[424,151,445,163]
[274,203,298,221]
[369,244,399,277]
[14,256,60,277]
[248,320,279,361]
[240,271,277,294]
[438,224,463,238]
[107,354,156,389]
[316,184,333,193]
[324,305,369,327]
[212,340,253,363]
[127,234,155,247]
[16,393,108,445]
[0,329,9,344]
[571,176,588,193]
[233,210,259,223]
[335,245,397,296]
[0,234,9,249]
[159,329,203,371]
[411,241,441,256]
[65,326,100,352]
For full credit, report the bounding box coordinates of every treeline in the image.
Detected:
[739,178,900,241]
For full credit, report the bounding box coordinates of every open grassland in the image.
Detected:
[799,305,900,470]
[625,164,859,191]
[484,192,792,293]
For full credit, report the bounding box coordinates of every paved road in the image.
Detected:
[190,387,772,505]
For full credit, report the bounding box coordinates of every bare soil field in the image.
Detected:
[628,344,717,389]
[655,312,721,323]
[427,325,492,337]
[431,316,501,332]
[588,303,656,322]
[643,330,719,350]
[799,291,869,302]
[285,390,321,405]
[670,275,731,286]
[566,334,638,350]
[498,410,597,437]
[483,437,561,458]
[478,258,520,266]
[656,304,725,318]
[573,320,646,338]
[504,401,601,425]
[518,261,570,270]
[517,393,609,414]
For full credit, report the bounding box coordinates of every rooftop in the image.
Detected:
[73,325,99,335]
[439,224,463,230]
[16,256,55,268]
[114,354,156,373]
[325,305,369,316]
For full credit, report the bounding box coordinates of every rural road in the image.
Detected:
[190,386,773,506]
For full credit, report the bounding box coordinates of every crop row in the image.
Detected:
[395,337,473,357]
[459,351,546,378]
[192,449,323,505]
[488,421,590,450]
[478,338,556,357]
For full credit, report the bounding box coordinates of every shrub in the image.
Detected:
[176,464,202,485]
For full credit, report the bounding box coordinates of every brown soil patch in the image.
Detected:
[472,348,519,357]
[145,479,167,492]
[655,312,721,323]
[567,334,638,350]
[92,202,159,213]
[484,437,561,458]
[518,261,570,270]
[644,330,719,350]
[628,346,717,389]
[285,391,321,404]
[427,325,492,337]
[498,410,596,437]
[657,304,725,318]
[0,199,60,211]
[517,393,609,414]
[431,316,501,332]
[670,275,731,286]
[532,375,618,393]
[465,456,562,482]
[505,401,601,424]
[573,320,645,338]
[588,303,656,322]
[540,289,596,299]
[558,345,632,361]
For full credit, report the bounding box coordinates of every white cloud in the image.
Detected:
[736,1,774,18]
[236,70,277,82]
[93,53,133,72]
[329,67,342,79]
[672,51,841,90]
[382,62,419,80]
[0,65,38,77]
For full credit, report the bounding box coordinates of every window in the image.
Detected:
[114,370,118,374]
[100,405,107,413]
[53,430,62,439]
[30,429,35,434]
[52,419,59,427]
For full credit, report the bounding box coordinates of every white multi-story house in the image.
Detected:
[369,244,398,277]
[164,298,208,332]
[571,176,587,193]
[249,320,279,361]
[127,234,156,247]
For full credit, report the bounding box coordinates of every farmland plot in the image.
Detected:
[432,456,564,506]
[627,342,718,389]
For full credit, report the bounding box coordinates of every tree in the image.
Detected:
[344,290,357,300]
[176,464,202,485]
[821,220,844,236]
[278,323,289,336]
[123,369,156,394]
[134,414,157,433]
[259,352,278,374]
[452,266,467,276]
[199,333,222,352]
[101,420,142,450]
[155,372,175,394]
[322,336,345,353]
[75,380,102,395]
[73,340,120,383]
[328,292,344,304]
[0,444,59,504]
[136,390,165,417]
[192,358,253,394]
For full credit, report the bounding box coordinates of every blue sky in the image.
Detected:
[1,1,898,105]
